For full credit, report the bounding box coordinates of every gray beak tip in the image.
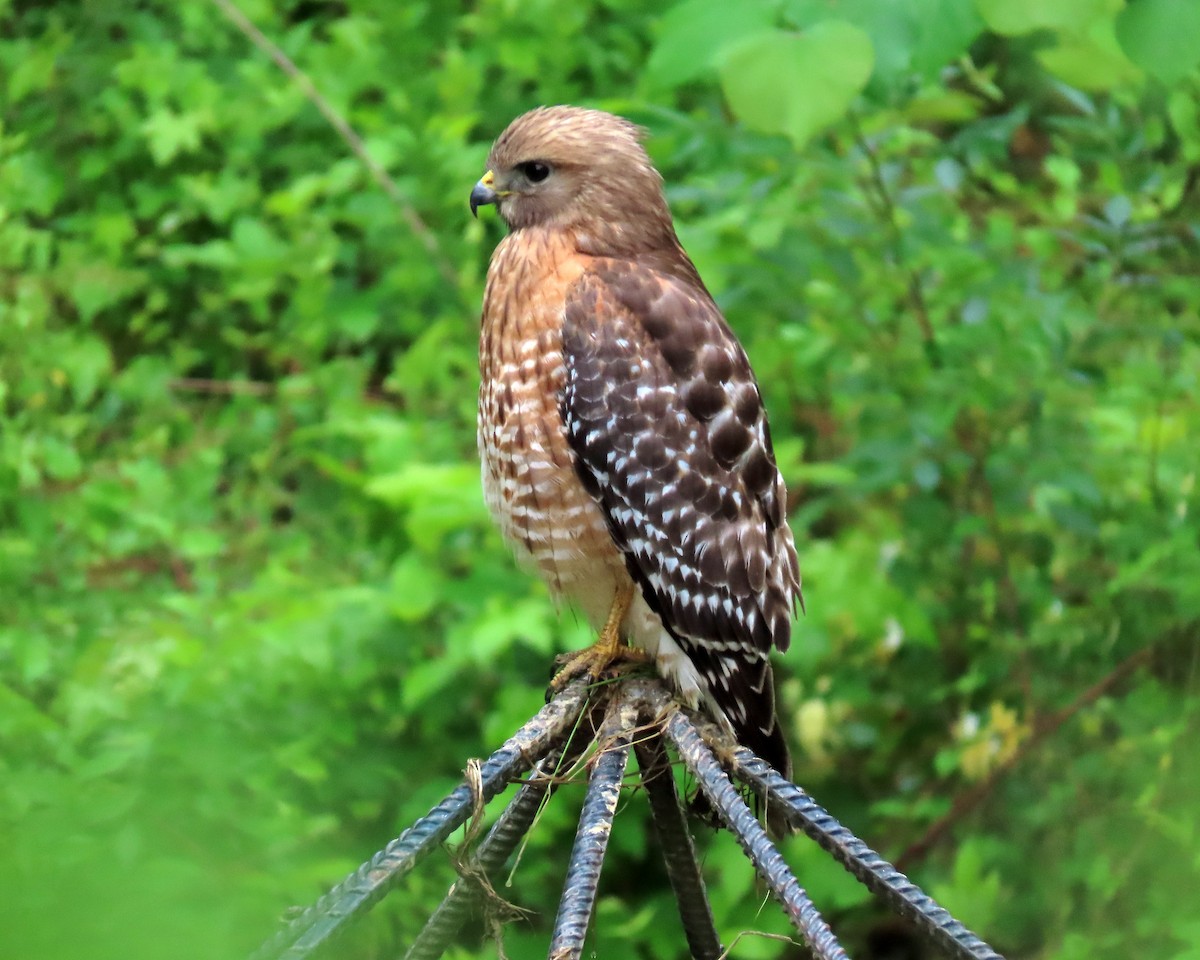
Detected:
[470,180,498,218]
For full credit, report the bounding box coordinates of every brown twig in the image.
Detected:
[208,0,460,287]
[169,376,275,396]
[967,447,1035,711]
[896,644,1155,870]
[168,377,412,407]
[848,116,942,368]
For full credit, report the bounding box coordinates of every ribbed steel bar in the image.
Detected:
[251,680,593,960]
[399,751,558,960]
[665,709,849,960]
[633,730,723,960]
[403,701,600,960]
[546,703,632,960]
[731,749,1005,960]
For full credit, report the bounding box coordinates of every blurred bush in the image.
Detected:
[1,0,1196,957]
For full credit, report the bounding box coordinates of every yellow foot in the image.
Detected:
[547,583,647,695]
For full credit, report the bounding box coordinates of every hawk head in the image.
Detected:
[471,105,676,253]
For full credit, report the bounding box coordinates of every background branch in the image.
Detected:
[209,0,460,287]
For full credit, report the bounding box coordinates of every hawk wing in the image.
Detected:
[561,257,801,764]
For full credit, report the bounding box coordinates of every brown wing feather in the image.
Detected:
[561,258,800,771]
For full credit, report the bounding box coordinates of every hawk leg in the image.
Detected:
[549,582,647,693]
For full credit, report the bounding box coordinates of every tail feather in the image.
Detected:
[734,668,794,838]
[691,661,794,837]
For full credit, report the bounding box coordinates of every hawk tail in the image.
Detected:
[694,661,794,837]
[739,703,795,839]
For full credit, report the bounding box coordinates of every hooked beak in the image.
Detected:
[470,169,499,218]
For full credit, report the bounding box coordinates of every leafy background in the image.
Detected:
[2,0,1198,957]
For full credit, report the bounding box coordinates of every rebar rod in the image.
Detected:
[665,709,849,960]
[633,730,723,960]
[731,749,1005,960]
[546,702,632,960]
[403,703,600,960]
[251,680,593,960]
[400,753,557,960]
[250,675,1010,960]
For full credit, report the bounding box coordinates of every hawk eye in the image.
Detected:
[519,161,551,183]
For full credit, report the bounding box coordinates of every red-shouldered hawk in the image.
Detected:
[471,106,801,777]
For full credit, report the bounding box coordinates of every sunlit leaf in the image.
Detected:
[718,23,874,146]
[645,0,776,89]
[1116,0,1200,84]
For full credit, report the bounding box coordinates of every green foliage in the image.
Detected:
[1116,0,1200,84]
[2,0,1198,958]
[719,22,875,147]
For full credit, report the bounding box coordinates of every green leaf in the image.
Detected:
[718,23,874,146]
[785,0,982,82]
[1116,0,1200,84]
[38,435,82,481]
[0,150,65,216]
[930,837,1004,932]
[909,0,985,78]
[790,461,858,487]
[973,0,1117,36]
[645,0,776,89]
[1036,15,1141,90]
[1168,87,1200,161]
[60,335,113,403]
[388,552,444,621]
[140,108,209,165]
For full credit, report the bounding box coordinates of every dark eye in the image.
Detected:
[518,161,551,183]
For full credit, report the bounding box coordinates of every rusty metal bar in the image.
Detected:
[403,700,601,960]
[633,730,723,960]
[402,750,562,960]
[251,680,592,960]
[665,708,849,960]
[250,675,1007,960]
[546,704,632,960]
[731,748,1004,960]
